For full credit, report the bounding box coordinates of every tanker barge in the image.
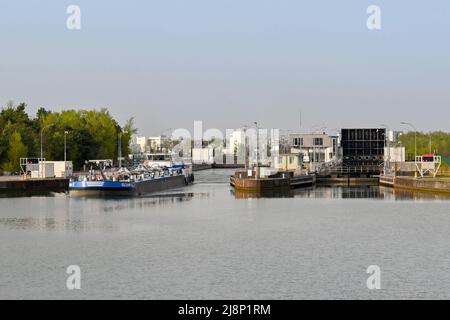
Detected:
[69,159,194,197]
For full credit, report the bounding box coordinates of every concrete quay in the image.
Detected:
[0,176,69,193]
[230,171,315,192]
[317,177,379,185]
[192,163,245,172]
[380,174,450,194]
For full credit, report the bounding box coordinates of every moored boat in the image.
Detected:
[69,160,194,197]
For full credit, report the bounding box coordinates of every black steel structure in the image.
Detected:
[341,128,385,171]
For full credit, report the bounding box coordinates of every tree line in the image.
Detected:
[399,131,450,166]
[0,101,136,173]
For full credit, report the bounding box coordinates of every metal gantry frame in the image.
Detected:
[415,155,441,178]
[19,158,45,177]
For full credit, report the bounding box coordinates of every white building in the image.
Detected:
[148,136,169,152]
[192,148,215,164]
[387,130,403,143]
[225,130,246,156]
[385,146,405,163]
[45,161,73,178]
[136,136,147,152]
[289,133,338,164]
[130,135,147,154]
[130,135,171,154]
[22,160,73,178]
[273,154,301,172]
[225,128,276,166]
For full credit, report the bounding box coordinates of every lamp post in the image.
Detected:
[254,122,259,179]
[429,133,432,154]
[310,124,327,172]
[241,125,249,170]
[40,123,55,178]
[118,131,122,168]
[400,122,417,178]
[64,131,69,162]
[380,124,390,174]
[118,130,129,168]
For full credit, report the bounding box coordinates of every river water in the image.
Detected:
[1,169,450,299]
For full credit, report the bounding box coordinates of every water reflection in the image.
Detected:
[0,192,204,232]
[233,185,450,201]
[379,186,450,201]
[0,216,116,232]
[0,190,68,198]
[97,192,202,212]
[232,189,294,199]
[293,185,383,199]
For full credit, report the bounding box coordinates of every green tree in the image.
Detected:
[399,131,450,167]
[120,117,138,157]
[0,102,135,171]
[3,131,28,173]
[0,102,37,167]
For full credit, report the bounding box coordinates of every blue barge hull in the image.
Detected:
[70,175,189,197]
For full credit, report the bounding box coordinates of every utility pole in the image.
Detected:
[118,130,129,168]
[380,124,390,174]
[118,132,122,168]
[242,125,249,170]
[429,133,432,154]
[254,122,259,179]
[40,123,55,178]
[64,131,69,162]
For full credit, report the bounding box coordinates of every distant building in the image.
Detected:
[148,136,169,153]
[289,133,337,164]
[223,129,247,165]
[223,128,277,166]
[273,153,301,172]
[387,130,403,143]
[341,128,385,167]
[225,130,246,156]
[384,130,405,164]
[136,136,147,152]
[192,148,215,164]
[385,145,405,163]
[130,135,147,154]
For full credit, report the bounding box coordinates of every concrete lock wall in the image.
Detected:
[233,172,291,191]
[394,177,450,193]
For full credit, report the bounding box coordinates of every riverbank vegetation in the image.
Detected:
[0,101,136,173]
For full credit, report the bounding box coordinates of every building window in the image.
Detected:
[314,138,323,146]
[289,157,294,164]
[293,137,303,146]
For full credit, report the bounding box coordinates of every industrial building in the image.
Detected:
[340,128,385,168]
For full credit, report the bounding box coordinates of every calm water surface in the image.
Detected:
[1,169,450,299]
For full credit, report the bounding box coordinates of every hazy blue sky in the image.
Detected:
[1,1,449,135]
